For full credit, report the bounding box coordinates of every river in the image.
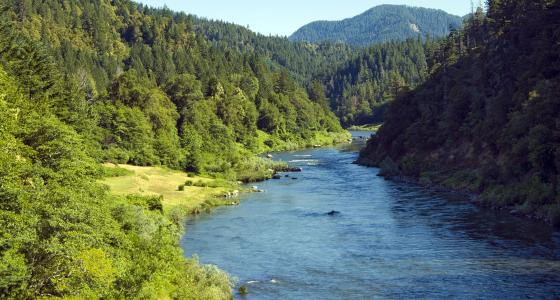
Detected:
[181,131,560,299]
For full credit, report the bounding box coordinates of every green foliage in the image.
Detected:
[320,38,433,126]
[194,18,355,85]
[0,0,357,297]
[99,165,135,178]
[359,0,560,222]
[0,11,234,298]
[234,156,289,183]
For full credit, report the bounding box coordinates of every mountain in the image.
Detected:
[192,17,356,83]
[358,1,560,225]
[318,38,435,126]
[289,5,463,46]
[192,18,439,127]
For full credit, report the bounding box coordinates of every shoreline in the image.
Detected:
[355,158,559,227]
[100,141,342,296]
[184,143,339,216]
[346,124,382,132]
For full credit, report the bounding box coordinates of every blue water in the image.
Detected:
[181,132,560,299]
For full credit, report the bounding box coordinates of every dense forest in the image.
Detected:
[194,18,355,84]
[2,0,559,298]
[192,17,444,126]
[290,5,463,47]
[6,0,347,173]
[358,0,560,225]
[319,38,436,125]
[0,0,349,297]
[0,12,232,300]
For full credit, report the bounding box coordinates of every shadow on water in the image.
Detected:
[181,131,560,300]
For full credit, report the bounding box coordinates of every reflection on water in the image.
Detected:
[181,131,560,299]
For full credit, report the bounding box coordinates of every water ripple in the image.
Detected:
[181,136,560,299]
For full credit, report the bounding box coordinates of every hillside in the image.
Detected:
[318,38,435,126]
[358,1,560,224]
[4,0,347,173]
[192,18,441,127]
[193,18,355,83]
[0,0,347,297]
[290,5,463,46]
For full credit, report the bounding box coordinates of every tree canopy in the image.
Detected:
[359,0,560,225]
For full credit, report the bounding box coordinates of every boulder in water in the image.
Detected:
[327,210,340,216]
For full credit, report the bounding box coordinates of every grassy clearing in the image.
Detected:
[100,164,239,213]
[253,129,351,153]
[347,123,383,132]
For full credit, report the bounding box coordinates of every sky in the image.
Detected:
[138,0,472,37]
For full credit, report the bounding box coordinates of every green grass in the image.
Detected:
[253,129,351,153]
[100,164,238,212]
[347,123,383,132]
[234,156,288,183]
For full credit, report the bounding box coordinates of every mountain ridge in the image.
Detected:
[290,4,463,46]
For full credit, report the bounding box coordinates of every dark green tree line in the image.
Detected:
[359,0,560,225]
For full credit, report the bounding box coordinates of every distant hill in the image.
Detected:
[289,5,463,46]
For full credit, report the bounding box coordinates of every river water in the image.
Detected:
[181,132,560,299]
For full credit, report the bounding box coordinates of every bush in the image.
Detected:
[399,154,420,176]
[98,165,134,178]
[104,146,131,164]
[146,196,163,212]
[234,156,287,183]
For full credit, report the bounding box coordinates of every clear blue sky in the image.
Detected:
[138,0,473,36]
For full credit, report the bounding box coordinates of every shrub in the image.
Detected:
[146,196,163,212]
[98,165,134,178]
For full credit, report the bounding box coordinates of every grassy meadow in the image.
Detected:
[101,164,240,213]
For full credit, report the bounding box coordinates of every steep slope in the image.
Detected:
[192,18,440,127]
[5,0,347,174]
[358,1,560,224]
[290,5,463,46]
[0,1,350,297]
[0,19,233,299]
[194,18,355,83]
[318,38,435,126]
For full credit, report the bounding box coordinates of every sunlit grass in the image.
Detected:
[100,164,236,212]
[347,123,383,132]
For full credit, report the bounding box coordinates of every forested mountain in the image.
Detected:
[318,38,436,125]
[192,18,442,126]
[0,0,348,297]
[193,18,355,83]
[290,5,463,46]
[5,0,346,172]
[358,0,560,224]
